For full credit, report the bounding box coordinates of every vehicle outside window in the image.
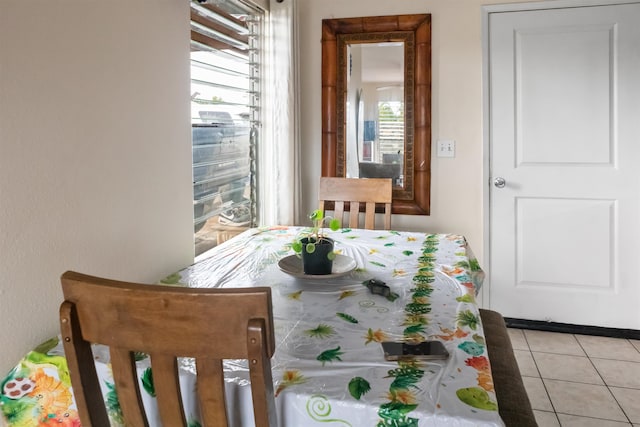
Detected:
[190,0,262,255]
[192,110,251,231]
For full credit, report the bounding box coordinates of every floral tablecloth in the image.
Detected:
[1,226,505,427]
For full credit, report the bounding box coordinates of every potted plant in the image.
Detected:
[291,209,341,275]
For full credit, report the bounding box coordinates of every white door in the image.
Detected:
[488,2,640,329]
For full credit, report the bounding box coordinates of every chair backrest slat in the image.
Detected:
[319,177,393,230]
[59,270,277,427]
[151,354,186,426]
[110,347,150,426]
[196,357,229,425]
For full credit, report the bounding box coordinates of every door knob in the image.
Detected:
[494,177,506,188]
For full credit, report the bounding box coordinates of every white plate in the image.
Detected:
[278,254,357,279]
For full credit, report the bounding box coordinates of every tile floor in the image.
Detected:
[507,328,640,426]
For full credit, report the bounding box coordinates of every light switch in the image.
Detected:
[437,140,455,158]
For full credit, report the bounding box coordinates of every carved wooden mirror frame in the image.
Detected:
[321,14,431,215]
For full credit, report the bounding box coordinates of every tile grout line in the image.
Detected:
[576,334,636,426]
[520,329,561,425]
[515,329,640,426]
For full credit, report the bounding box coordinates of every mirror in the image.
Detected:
[322,14,431,215]
[347,43,405,187]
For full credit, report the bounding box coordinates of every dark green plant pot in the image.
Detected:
[301,237,334,275]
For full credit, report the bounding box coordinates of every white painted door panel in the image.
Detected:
[489,3,640,328]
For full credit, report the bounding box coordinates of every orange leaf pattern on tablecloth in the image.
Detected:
[275,370,307,397]
[338,290,356,300]
[436,327,469,341]
[364,328,388,344]
[465,356,494,392]
[386,388,417,405]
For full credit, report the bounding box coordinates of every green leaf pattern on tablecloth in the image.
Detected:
[141,367,155,397]
[336,312,359,324]
[106,381,124,425]
[316,347,344,366]
[457,310,480,331]
[348,377,372,400]
[373,234,441,426]
[306,324,336,338]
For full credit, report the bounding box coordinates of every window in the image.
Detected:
[377,101,404,159]
[190,0,264,255]
[377,100,404,186]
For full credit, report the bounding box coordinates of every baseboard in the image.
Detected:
[504,317,640,340]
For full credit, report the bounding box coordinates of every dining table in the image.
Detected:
[1,226,505,427]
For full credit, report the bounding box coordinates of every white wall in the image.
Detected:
[0,1,193,373]
[298,0,532,261]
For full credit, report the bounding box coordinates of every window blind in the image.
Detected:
[377,101,405,156]
[190,0,263,254]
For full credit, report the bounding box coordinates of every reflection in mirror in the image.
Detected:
[322,14,431,215]
[346,42,405,188]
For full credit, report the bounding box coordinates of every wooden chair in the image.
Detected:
[319,177,392,229]
[59,270,277,427]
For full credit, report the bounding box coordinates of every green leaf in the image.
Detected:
[310,209,323,221]
[472,333,486,346]
[305,242,316,253]
[412,274,435,284]
[32,337,60,354]
[403,324,426,335]
[160,272,181,285]
[402,250,414,256]
[1,398,36,424]
[141,367,155,397]
[379,401,419,418]
[404,303,431,315]
[386,366,424,382]
[134,352,148,361]
[456,387,498,411]
[455,260,471,269]
[376,417,419,427]
[329,218,341,231]
[337,312,359,323]
[305,324,335,338]
[390,375,420,390]
[316,346,344,366]
[348,377,371,400]
[456,294,475,303]
[105,381,124,424]
[411,287,433,297]
[457,310,479,330]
